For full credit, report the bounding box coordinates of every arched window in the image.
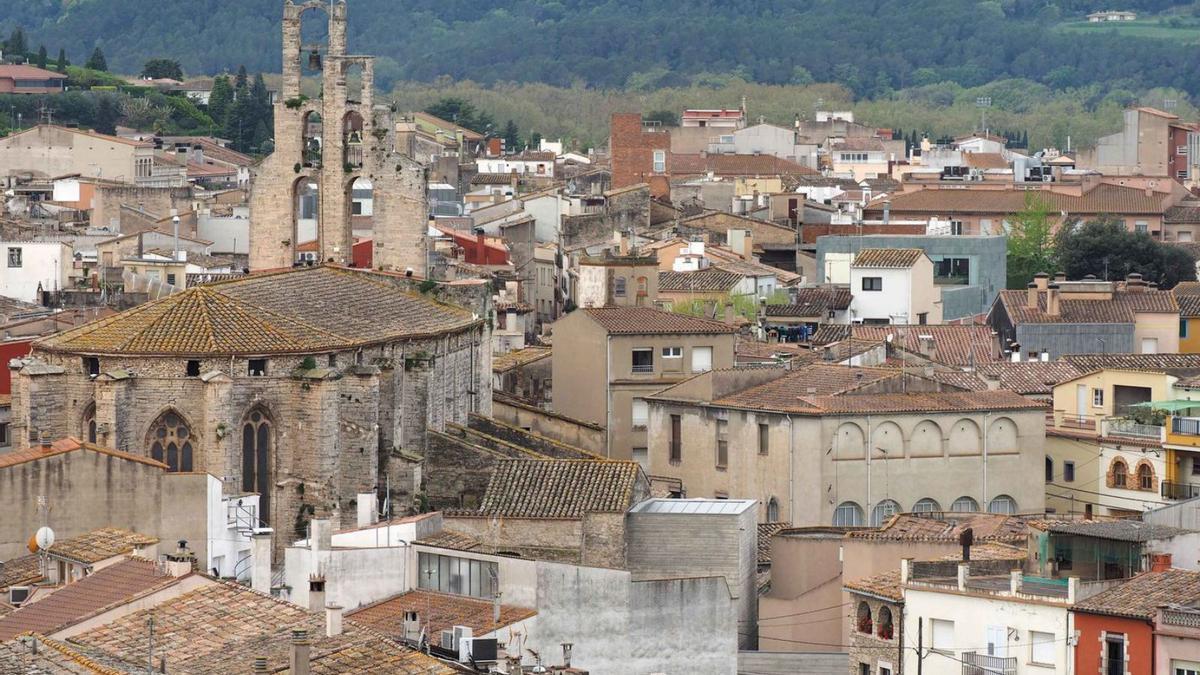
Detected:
[147,410,193,472]
[913,498,941,514]
[877,605,894,640]
[988,495,1017,514]
[767,497,780,522]
[1045,455,1054,482]
[1111,458,1129,488]
[81,403,97,444]
[1138,463,1155,491]
[856,601,873,634]
[833,501,864,527]
[242,409,273,524]
[951,496,980,513]
[871,499,901,526]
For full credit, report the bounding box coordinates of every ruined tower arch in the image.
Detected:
[251,0,425,273]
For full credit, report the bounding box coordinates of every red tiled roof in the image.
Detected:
[856,324,1001,367]
[1074,569,1200,619]
[0,65,67,80]
[0,558,179,641]
[478,459,643,518]
[997,288,1178,325]
[710,365,899,411]
[0,437,168,471]
[849,513,1032,542]
[794,390,1044,415]
[658,268,744,293]
[851,248,925,268]
[871,183,1171,216]
[964,152,1009,169]
[348,590,535,647]
[832,137,886,152]
[579,306,737,335]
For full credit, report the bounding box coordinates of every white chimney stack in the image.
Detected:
[250,531,272,594]
[357,493,378,528]
[326,604,344,637]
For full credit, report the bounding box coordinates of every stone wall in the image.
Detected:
[92,186,193,234]
[846,595,903,675]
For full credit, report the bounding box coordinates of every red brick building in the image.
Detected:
[1169,121,1200,183]
[610,113,673,199]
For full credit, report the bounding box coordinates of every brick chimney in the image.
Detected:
[1046,283,1061,317]
[1126,272,1146,292]
[473,227,487,264]
[289,630,311,675]
[1151,552,1173,572]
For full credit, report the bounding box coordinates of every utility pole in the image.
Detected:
[916,617,923,675]
[976,97,991,136]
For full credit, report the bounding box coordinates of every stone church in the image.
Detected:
[249,0,427,273]
[10,266,492,548]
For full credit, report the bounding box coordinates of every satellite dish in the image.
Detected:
[33,526,55,552]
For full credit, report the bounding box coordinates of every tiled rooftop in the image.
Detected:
[347,589,535,647]
[795,390,1043,415]
[764,286,852,317]
[579,306,737,335]
[47,529,158,565]
[817,324,1002,367]
[1060,353,1200,373]
[846,543,1028,602]
[850,248,925,268]
[0,438,168,471]
[71,582,455,674]
[872,183,1172,215]
[491,346,550,373]
[1045,520,1191,542]
[757,522,790,564]
[36,266,479,356]
[710,365,899,411]
[0,636,139,674]
[1074,570,1200,619]
[658,268,744,293]
[849,513,1032,543]
[0,558,178,641]
[477,459,644,518]
[976,361,1085,396]
[997,287,1177,325]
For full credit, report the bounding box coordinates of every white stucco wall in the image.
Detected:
[851,266,913,323]
[0,241,72,302]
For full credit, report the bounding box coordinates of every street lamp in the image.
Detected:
[976,96,992,136]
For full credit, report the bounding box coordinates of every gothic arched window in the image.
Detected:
[147,410,193,472]
[242,409,273,524]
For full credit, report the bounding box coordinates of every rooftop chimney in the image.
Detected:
[1033,272,1049,291]
[959,527,974,562]
[1046,283,1061,317]
[308,575,326,612]
[1053,271,1066,283]
[39,432,50,449]
[250,530,272,594]
[1126,272,1146,292]
[1151,552,1173,572]
[724,303,737,325]
[325,604,344,637]
[290,630,311,675]
[1026,282,1038,309]
[473,227,487,264]
[164,539,196,577]
[310,518,332,554]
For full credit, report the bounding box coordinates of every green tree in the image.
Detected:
[206,74,234,134]
[1005,194,1057,289]
[643,109,679,127]
[234,65,248,91]
[85,47,107,72]
[502,119,520,151]
[55,48,67,74]
[225,68,256,152]
[1055,217,1197,288]
[35,46,47,70]
[93,93,120,135]
[250,73,273,149]
[6,28,27,59]
[141,58,183,80]
[424,96,490,132]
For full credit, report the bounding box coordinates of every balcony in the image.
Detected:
[1162,480,1200,501]
[961,652,1017,675]
[1169,416,1200,448]
[1103,417,1166,442]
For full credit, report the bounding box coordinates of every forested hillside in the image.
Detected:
[6,0,1200,96]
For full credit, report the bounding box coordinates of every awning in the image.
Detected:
[1129,400,1200,412]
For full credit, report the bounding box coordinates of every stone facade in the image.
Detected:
[848,594,903,675]
[249,0,426,273]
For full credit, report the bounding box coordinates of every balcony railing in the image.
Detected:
[631,363,654,374]
[961,652,1017,675]
[1104,417,1165,441]
[1162,481,1200,501]
[1173,416,1200,436]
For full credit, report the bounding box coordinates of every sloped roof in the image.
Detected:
[873,183,1170,216]
[1177,294,1200,318]
[764,286,852,317]
[578,306,737,335]
[658,268,744,293]
[72,582,455,675]
[1061,353,1200,372]
[757,522,790,564]
[0,558,178,641]
[997,288,1177,325]
[35,266,478,356]
[864,324,1001,367]
[793,390,1042,415]
[0,437,168,471]
[849,513,1032,543]
[1046,520,1191,542]
[976,361,1085,395]
[1074,570,1200,619]
[0,65,67,80]
[851,248,925,268]
[0,636,139,674]
[47,528,159,565]
[348,590,535,647]
[845,542,1028,602]
[963,152,1009,169]
[1164,202,1200,224]
[491,346,550,373]
[711,365,899,412]
[477,459,643,518]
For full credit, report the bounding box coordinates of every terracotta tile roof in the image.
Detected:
[0,558,178,641]
[1177,281,1200,295]
[976,361,1085,396]
[849,513,1032,543]
[0,65,67,80]
[711,258,801,285]
[0,437,168,471]
[711,365,899,412]
[923,369,990,391]
[413,530,481,552]
[1061,353,1200,372]
[477,459,643,518]
[669,153,818,177]
[875,183,1170,216]
[1074,570,1200,619]
[832,137,886,152]
[491,346,550,373]
[851,248,925,268]
[46,529,158,565]
[1045,520,1191,542]
[757,522,790,564]
[794,390,1043,415]
[1177,294,1200,318]
[72,581,455,675]
[658,268,744,293]
[1164,202,1200,224]
[846,542,1028,602]
[36,266,478,356]
[0,636,138,674]
[0,554,43,590]
[765,287,852,317]
[963,152,1009,169]
[347,590,535,647]
[843,324,1001,367]
[734,337,815,364]
[997,288,1177,325]
[578,306,737,335]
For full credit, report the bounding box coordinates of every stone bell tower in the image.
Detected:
[249,0,428,274]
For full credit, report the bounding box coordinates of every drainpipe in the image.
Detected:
[866,415,873,523]
[983,411,991,510]
[787,414,795,521]
[605,335,612,458]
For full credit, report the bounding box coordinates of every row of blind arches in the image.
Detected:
[82,404,275,522]
[832,494,1018,527]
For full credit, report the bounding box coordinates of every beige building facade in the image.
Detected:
[550,307,736,463]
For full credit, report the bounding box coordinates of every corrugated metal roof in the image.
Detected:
[629,498,756,515]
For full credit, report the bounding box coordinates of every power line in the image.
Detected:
[757,601,850,623]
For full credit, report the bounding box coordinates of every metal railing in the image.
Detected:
[631,363,654,374]
[1162,481,1200,501]
[1105,418,1163,440]
[961,652,1017,675]
[1173,417,1200,436]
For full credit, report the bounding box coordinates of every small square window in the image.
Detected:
[1092,388,1104,407]
[166,273,177,286]
[248,359,267,376]
[7,247,21,268]
[862,277,883,291]
[662,346,682,358]
[1064,461,1076,482]
[186,360,201,377]
[83,357,99,377]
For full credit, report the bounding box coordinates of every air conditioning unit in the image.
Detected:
[459,637,499,664]
[440,630,457,651]
[8,587,30,606]
[453,625,473,645]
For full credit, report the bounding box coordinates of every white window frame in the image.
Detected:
[691,345,713,373]
[1030,630,1055,666]
[661,346,682,359]
[652,150,666,173]
[931,619,955,652]
[631,398,649,429]
[1093,388,1104,407]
